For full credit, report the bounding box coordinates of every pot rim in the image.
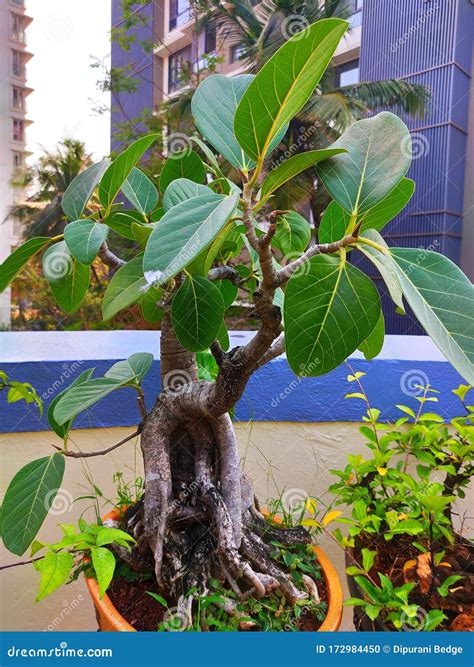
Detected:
[85,507,343,632]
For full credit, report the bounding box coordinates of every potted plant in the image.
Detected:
[330,373,474,632]
[1,18,473,631]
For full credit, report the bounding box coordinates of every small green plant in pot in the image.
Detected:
[330,375,474,632]
[1,17,473,631]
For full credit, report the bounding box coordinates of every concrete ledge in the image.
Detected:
[0,332,464,433]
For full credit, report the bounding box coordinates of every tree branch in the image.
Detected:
[256,333,285,369]
[51,427,142,458]
[98,242,126,270]
[208,265,242,285]
[278,233,358,284]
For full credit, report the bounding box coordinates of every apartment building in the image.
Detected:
[111,0,473,334]
[0,0,33,326]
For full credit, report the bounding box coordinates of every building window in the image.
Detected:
[11,0,25,6]
[11,13,26,42]
[12,151,24,170]
[169,0,191,31]
[12,50,25,78]
[336,59,360,87]
[12,86,25,110]
[204,22,216,54]
[13,119,24,142]
[230,43,245,64]
[168,45,192,93]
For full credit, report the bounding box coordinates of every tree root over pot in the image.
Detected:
[113,404,318,629]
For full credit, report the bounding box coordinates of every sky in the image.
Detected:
[26,0,111,163]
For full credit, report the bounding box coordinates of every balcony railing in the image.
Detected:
[169,6,192,32]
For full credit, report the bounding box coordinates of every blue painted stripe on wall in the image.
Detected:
[0,358,464,434]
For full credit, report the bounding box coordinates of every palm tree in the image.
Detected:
[8,139,93,239]
[179,0,429,217]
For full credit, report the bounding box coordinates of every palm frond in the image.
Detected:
[340,79,429,118]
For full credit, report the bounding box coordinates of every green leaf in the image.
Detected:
[318,201,349,245]
[359,311,385,360]
[172,276,225,352]
[272,211,311,257]
[259,149,345,208]
[104,210,144,240]
[91,546,116,598]
[47,368,95,439]
[159,149,205,194]
[36,551,74,601]
[140,286,164,323]
[2,454,65,555]
[99,134,160,209]
[389,519,424,536]
[318,112,411,215]
[53,378,126,425]
[390,248,474,384]
[95,527,135,548]
[64,220,109,264]
[102,255,148,320]
[358,230,405,313]
[423,609,447,631]
[62,159,110,220]
[143,192,239,288]
[163,178,213,211]
[104,352,153,383]
[234,19,347,162]
[361,548,377,573]
[284,254,380,376]
[365,605,381,621]
[359,178,415,234]
[121,167,158,216]
[0,237,51,293]
[50,259,90,314]
[192,74,256,170]
[43,243,90,313]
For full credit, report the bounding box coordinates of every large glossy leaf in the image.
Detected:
[163,178,213,211]
[192,74,255,170]
[91,546,116,598]
[318,201,349,244]
[259,149,345,208]
[143,191,239,287]
[64,220,109,264]
[141,286,164,323]
[104,352,153,383]
[272,211,311,257]
[159,149,205,194]
[36,551,74,601]
[359,311,385,360]
[102,255,148,320]
[49,258,90,314]
[357,230,405,313]
[53,377,125,425]
[47,368,95,439]
[2,454,65,555]
[359,178,415,234]
[234,19,347,162]
[318,112,411,215]
[172,276,224,352]
[390,248,474,383]
[122,167,159,216]
[284,254,380,376]
[99,134,160,209]
[62,159,110,220]
[104,210,145,240]
[43,243,89,313]
[0,237,50,292]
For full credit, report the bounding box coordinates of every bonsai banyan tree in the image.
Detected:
[1,19,473,624]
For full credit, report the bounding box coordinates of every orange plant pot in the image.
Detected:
[85,508,343,632]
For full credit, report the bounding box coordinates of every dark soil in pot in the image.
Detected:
[346,534,474,632]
